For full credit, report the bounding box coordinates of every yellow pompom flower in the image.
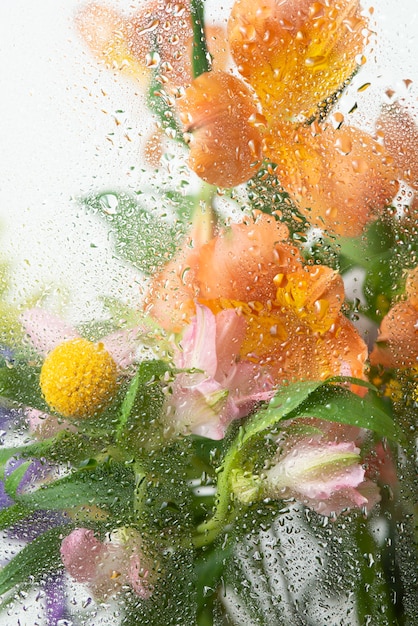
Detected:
[21,308,140,422]
[40,338,118,419]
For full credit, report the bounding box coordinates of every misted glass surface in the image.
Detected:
[0,1,417,624]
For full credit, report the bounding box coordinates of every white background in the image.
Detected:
[0,0,418,325]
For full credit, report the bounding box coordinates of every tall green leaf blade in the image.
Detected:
[0,504,34,531]
[0,527,65,596]
[14,464,135,518]
[4,461,31,498]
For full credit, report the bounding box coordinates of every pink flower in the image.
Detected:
[26,407,76,440]
[21,307,139,369]
[60,527,154,600]
[263,431,380,517]
[165,305,273,439]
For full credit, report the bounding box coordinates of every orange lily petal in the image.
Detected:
[177,71,264,187]
[377,102,418,190]
[228,0,368,122]
[264,122,398,236]
[145,211,294,331]
[193,212,299,302]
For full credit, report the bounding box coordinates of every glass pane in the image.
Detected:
[1,1,417,625]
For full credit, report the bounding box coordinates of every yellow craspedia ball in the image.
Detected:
[40,338,118,418]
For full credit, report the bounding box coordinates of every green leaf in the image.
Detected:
[0,503,34,531]
[4,461,31,499]
[15,464,135,515]
[0,363,47,411]
[0,527,65,596]
[287,386,401,442]
[116,368,142,440]
[244,380,324,445]
[0,432,84,476]
[116,360,170,451]
[81,191,192,275]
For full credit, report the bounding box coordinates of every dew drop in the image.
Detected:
[99,193,119,215]
[335,135,352,155]
[145,51,161,68]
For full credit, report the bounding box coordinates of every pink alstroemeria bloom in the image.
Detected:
[264,434,380,517]
[60,527,153,600]
[166,305,274,439]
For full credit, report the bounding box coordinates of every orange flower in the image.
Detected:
[228,0,368,123]
[370,266,418,369]
[177,72,264,187]
[177,0,399,237]
[146,211,367,386]
[377,102,418,191]
[76,1,228,89]
[145,210,295,331]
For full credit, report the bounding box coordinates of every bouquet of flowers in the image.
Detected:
[0,0,417,624]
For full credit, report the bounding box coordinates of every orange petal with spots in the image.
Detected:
[177,71,264,187]
[228,0,368,122]
[264,122,398,237]
[274,266,345,335]
[377,102,418,190]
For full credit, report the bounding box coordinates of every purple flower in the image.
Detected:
[165,305,274,439]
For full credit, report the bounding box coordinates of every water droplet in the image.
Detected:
[335,135,352,155]
[99,193,119,215]
[351,158,369,174]
[137,19,159,36]
[305,55,327,68]
[145,51,161,68]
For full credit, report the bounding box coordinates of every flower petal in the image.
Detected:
[264,122,398,237]
[20,308,79,355]
[102,325,142,369]
[228,0,368,121]
[177,71,264,187]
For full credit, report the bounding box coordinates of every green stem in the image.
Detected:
[133,462,147,517]
[190,0,211,78]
